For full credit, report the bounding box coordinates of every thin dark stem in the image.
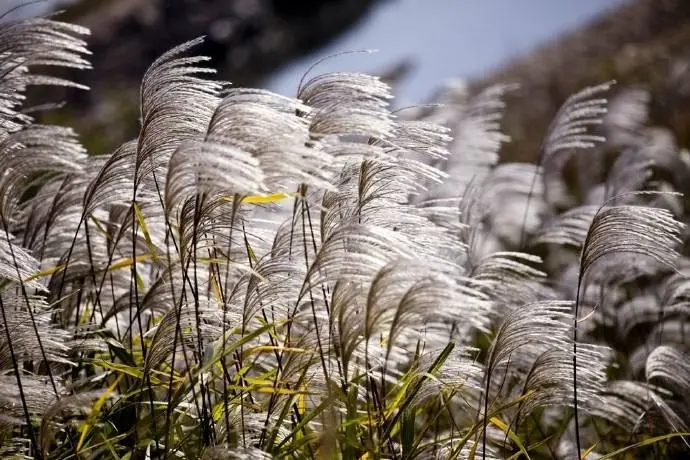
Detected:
[0,213,59,397]
[573,273,584,459]
[0,294,42,460]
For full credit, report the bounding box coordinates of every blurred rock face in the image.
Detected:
[29,0,379,153]
[66,0,377,85]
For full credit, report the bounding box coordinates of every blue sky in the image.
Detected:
[266,0,626,104]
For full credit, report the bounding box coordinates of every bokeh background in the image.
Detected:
[5,0,689,161]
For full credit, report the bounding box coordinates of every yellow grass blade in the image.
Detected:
[134,202,160,262]
[77,375,124,451]
[490,417,531,460]
[598,432,690,459]
[227,192,294,204]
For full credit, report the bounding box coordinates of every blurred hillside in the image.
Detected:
[471,0,690,162]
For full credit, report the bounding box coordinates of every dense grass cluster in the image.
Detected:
[0,16,689,460]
